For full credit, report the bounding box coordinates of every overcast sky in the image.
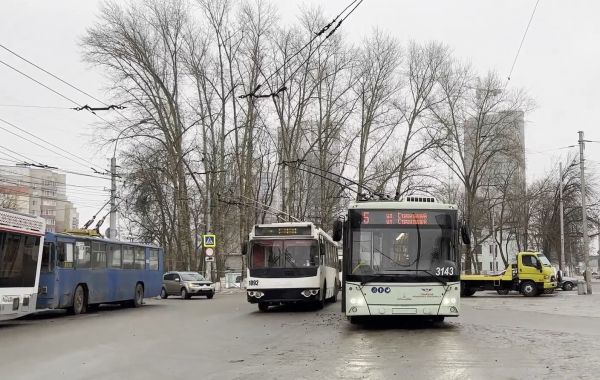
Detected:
[1,0,600,226]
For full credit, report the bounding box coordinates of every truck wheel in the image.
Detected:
[496,289,509,295]
[563,282,573,291]
[520,281,538,297]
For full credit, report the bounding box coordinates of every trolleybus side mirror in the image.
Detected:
[332,220,343,242]
[460,224,471,245]
[241,241,248,255]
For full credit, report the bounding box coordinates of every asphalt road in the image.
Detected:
[2,287,600,380]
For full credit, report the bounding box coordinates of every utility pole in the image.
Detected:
[109,156,117,239]
[559,162,565,274]
[578,131,592,294]
[206,170,212,282]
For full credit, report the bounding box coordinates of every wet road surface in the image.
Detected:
[1,287,599,380]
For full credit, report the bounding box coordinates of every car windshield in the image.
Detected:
[249,239,318,268]
[538,254,551,266]
[349,210,457,276]
[181,273,205,281]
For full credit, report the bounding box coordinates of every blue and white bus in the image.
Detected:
[0,209,45,321]
[37,231,164,314]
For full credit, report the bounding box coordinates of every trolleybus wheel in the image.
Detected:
[258,303,268,312]
[496,289,509,295]
[133,283,144,307]
[316,282,325,309]
[71,285,87,315]
[520,281,538,297]
[348,316,360,325]
[331,283,338,303]
[160,287,168,299]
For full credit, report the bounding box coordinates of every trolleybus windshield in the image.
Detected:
[249,239,319,268]
[349,210,457,278]
[0,231,41,288]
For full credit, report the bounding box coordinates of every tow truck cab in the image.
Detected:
[460,251,557,297]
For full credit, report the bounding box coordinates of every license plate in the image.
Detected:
[392,308,417,314]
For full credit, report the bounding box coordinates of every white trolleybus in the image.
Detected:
[243,222,339,311]
[332,197,469,324]
[0,209,45,321]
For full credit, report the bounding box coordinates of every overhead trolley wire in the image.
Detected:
[0,117,105,172]
[506,0,541,83]
[240,0,364,99]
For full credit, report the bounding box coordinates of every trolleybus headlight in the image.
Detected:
[248,291,255,297]
[254,291,264,299]
[301,290,312,297]
[450,306,458,313]
[350,297,365,306]
[310,289,319,296]
[443,297,457,305]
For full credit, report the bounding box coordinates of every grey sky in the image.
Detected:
[1,0,599,225]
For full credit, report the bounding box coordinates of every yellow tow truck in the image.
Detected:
[460,251,557,297]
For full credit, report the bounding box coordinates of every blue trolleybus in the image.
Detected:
[37,231,164,314]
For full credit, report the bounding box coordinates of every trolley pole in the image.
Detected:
[559,162,565,274]
[109,156,117,239]
[578,131,592,294]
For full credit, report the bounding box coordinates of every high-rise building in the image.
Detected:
[463,110,526,273]
[0,165,79,233]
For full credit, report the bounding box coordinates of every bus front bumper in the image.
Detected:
[346,303,460,317]
[247,288,320,304]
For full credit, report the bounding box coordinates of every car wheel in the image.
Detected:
[160,287,168,299]
[520,281,538,297]
[563,282,574,291]
[181,288,190,300]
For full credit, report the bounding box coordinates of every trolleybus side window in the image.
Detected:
[122,246,134,269]
[92,242,107,269]
[149,249,159,270]
[57,242,74,268]
[134,247,145,270]
[75,241,91,269]
[108,244,122,269]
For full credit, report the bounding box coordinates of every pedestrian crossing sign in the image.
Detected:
[203,234,216,248]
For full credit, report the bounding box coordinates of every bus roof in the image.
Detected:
[348,200,458,211]
[46,231,160,248]
[0,208,45,236]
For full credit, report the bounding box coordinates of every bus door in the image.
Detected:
[37,241,57,308]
